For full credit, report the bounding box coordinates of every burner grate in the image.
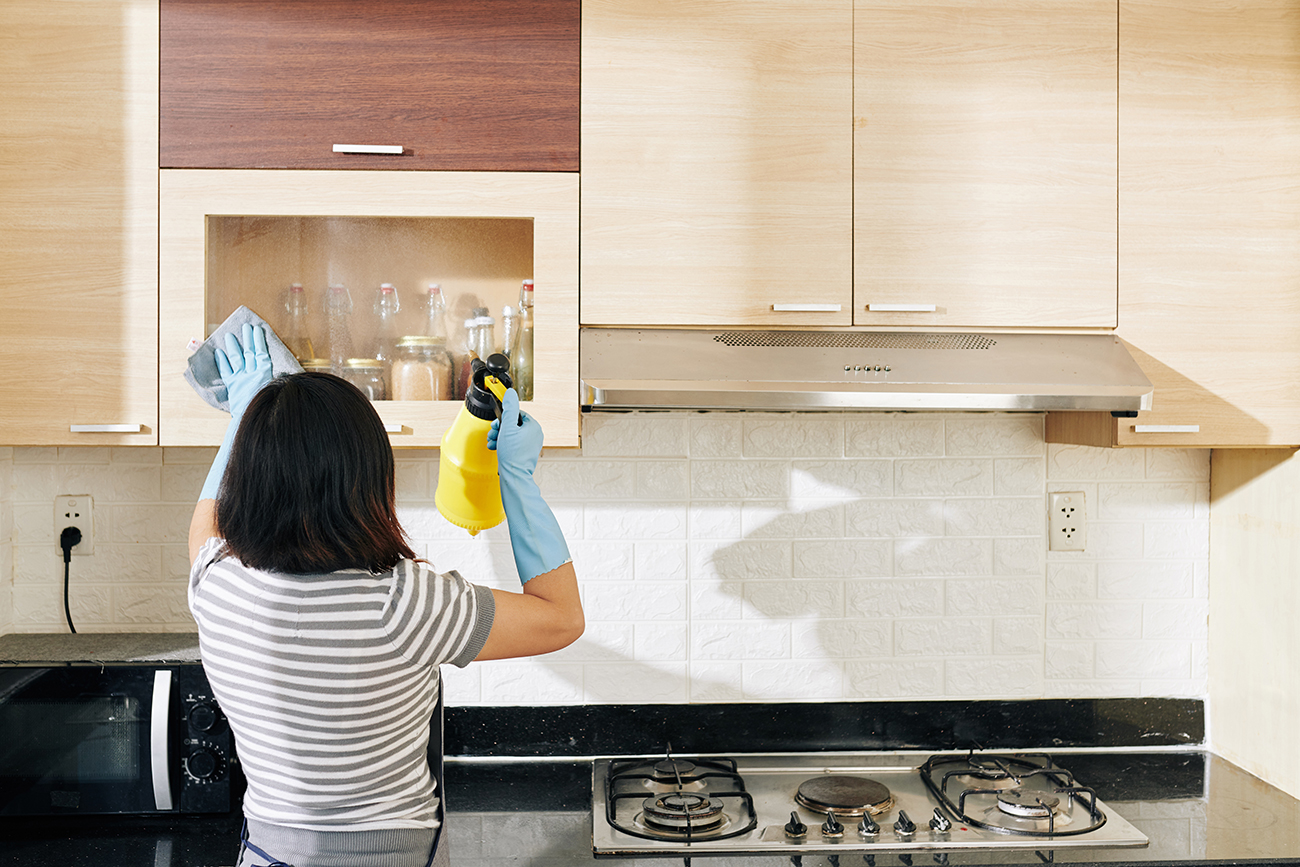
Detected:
[605,756,758,843]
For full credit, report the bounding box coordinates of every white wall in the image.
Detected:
[0,413,1209,705]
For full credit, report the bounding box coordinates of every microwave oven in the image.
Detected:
[0,663,238,816]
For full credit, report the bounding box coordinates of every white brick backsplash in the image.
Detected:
[846,579,945,618]
[580,413,689,458]
[791,460,892,498]
[947,579,1043,617]
[634,542,688,581]
[743,502,844,539]
[1,426,1211,704]
[743,660,843,699]
[944,498,1042,537]
[896,618,993,656]
[692,460,788,499]
[846,660,944,698]
[945,416,1044,457]
[896,538,992,576]
[1047,602,1143,640]
[1095,641,1191,679]
[994,458,1046,495]
[845,499,944,537]
[586,662,687,703]
[946,657,1044,697]
[743,416,843,458]
[1048,444,1146,480]
[692,621,789,659]
[794,539,891,579]
[793,619,892,658]
[845,416,944,457]
[896,459,993,496]
[744,581,844,618]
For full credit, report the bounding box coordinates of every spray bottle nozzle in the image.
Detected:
[465,353,521,424]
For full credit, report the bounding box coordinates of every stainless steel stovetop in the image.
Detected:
[593,751,1148,858]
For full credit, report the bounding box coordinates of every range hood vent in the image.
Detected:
[580,327,1153,413]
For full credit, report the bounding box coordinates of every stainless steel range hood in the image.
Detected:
[580,328,1153,413]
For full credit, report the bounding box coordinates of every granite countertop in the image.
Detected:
[3,751,1298,867]
[0,632,201,666]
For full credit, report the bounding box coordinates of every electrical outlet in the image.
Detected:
[54,495,94,555]
[1048,491,1086,552]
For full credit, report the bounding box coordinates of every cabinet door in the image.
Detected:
[854,1,1118,328]
[580,0,853,327]
[160,0,579,172]
[0,0,159,446]
[160,170,579,448]
[1114,0,1300,446]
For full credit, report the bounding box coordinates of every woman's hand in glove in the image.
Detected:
[487,388,542,477]
[214,323,273,418]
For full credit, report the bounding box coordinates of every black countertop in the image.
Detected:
[4,751,1299,867]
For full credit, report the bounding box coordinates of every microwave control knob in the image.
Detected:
[821,810,844,838]
[929,808,952,833]
[185,747,221,781]
[783,811,807,839]
[894,809,916,837]
[188,701,220,733]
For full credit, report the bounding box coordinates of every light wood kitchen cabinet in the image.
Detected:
[160,170,579,448]
[0,0,158,446]
[160,0,579,172]
[579,0,854,327]
[1047,0,1300,448]
[854,1,1118,329]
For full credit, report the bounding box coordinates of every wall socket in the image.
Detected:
[1048,491,1086,551]
[54,495,94,555]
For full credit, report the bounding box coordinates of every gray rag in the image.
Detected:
[183,306,304,413]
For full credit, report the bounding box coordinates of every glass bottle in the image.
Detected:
[500,305,518,358]
[371,283,401,376]
[282,282,316,362]
[456,308,495,400]
[423,284,448,342]
[324,283,354,376]
[513,279,535,400]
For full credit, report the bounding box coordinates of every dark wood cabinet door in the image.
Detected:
[160,0,578,171]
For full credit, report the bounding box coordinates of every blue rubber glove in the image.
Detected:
[488,389,571,584]
[199,324,274,501]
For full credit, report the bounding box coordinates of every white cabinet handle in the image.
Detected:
[772,303,842,312]
[333,144,404,155]
[866,303,937,313]
[383,423,406,434]
[1133,424,1200,433]
[70,424,144,433]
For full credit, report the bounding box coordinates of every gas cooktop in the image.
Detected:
[592,751,1149,858]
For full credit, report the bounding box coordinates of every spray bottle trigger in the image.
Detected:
[484,375,524,426]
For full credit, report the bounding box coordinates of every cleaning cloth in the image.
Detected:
[184,306,303,413]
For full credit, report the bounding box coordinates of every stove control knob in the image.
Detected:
[929,808,952,833]
[821,810,845,838]
[858,812,879,837]
[783,811,808,839]
[894,809,916,837]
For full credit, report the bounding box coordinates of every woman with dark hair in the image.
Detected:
[187,324,582,867]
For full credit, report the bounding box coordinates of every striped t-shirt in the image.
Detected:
[188,537,494,831]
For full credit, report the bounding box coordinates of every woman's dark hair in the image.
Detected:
[216,372,417,574]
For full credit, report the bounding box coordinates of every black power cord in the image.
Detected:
[59,526,82,634]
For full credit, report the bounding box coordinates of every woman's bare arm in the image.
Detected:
[475,561,583,660]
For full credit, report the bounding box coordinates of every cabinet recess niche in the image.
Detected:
[160,0,579,171]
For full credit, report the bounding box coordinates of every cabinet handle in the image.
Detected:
[866,303,937,313]
[1133,424,1200,434]
[383,423,406,434]
[332,144,404,155]
[772,303,842,312]
[70,424,144,433]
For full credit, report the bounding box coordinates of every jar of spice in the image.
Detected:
[391,336,454,401]
[342,358,387,401]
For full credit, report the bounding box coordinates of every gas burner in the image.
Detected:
[652,758,698,783]
[997,788,1060,819]
[795,775,894,818]
[639,792,728,834]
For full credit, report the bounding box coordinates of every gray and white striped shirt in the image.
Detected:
[189,537,494,831]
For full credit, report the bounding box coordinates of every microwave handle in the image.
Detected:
[151,670,175,811]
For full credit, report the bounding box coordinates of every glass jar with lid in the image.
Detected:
[342,358,387,401]
[391,336,454,401]
[299,358,332,373]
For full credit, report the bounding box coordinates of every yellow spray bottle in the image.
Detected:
[435,353,513,535]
